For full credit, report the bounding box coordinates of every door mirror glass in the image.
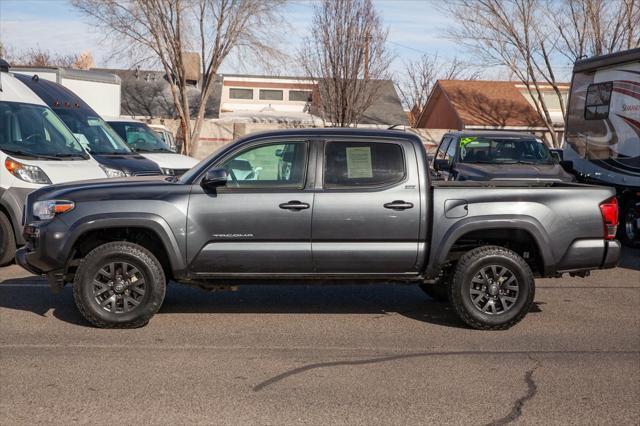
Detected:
[549,149,563,162]
[201,168,228,189]
[433,159,450,171]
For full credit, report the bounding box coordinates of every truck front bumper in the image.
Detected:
[14,219,70,276]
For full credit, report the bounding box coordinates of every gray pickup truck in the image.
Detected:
[16,129,620,329]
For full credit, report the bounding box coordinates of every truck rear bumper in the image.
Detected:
[556,239,620,273]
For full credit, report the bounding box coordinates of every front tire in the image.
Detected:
[73,242,166,328]
[0,212,16,266]
[449,246,535,330]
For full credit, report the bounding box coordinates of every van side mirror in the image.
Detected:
[201,168,228,189]
[559,160,574,172]
[549,149,563,162]
[433,159,450,171]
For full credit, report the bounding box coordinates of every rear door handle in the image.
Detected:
[383,200,414,211]
[279,200,310,210]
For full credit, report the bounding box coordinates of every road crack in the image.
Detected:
[485,354,542,425]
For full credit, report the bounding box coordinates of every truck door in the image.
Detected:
[187,140,314,274]
[312,139,421,273]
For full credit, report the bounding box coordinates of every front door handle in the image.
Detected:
[279,200,310,210]
[383,200,414,211]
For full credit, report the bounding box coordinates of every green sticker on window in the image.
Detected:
[459,136,477,147]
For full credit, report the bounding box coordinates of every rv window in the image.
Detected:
[584,82,612,120]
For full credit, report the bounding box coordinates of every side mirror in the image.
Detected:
[201,168,228,189]
[433,158,450,171]
[549,149,563,162]
[559,160,574,172]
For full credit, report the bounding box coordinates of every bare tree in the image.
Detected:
[446,0,570,147]
[72,0,286,155]
[5,47,79,67]
[299,0,392,127]
[548,0,640,62]
[396,54,479,126]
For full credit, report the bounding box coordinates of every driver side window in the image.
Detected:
[219,141,307,189]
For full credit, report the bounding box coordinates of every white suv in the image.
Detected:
[106,117,198,176]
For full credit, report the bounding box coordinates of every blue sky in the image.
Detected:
[0,0,464,77]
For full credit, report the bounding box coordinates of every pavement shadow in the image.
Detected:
[0,278,544,329]
[618,246,640,271]
[0,276,89,326]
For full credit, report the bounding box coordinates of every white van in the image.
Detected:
[0,61,107,265]
[106,117,198,176]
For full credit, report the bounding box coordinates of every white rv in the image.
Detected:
[11,66,121,118]
[564,48,640,246]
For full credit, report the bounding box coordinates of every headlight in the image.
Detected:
[5,158,51,184]
[33,200,75,220]
[161,167,175,176]
[100,165,128,178]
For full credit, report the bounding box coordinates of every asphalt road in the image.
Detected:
[1,249,639,425]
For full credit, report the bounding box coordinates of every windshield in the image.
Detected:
[54,109,132,155]
[0,101,88,159]
[108,121,173,153]
[459,137,555,165]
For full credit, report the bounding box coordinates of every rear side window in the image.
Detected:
[585,82,612,120]
[324,141,405,188]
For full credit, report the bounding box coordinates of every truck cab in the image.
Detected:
[432,131,575,182]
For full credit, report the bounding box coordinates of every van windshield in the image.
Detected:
[459,137,555,165]
[54,109,132,155]
[0,102,88,159]
[108,121,173,153]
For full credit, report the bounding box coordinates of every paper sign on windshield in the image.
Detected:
[346,147,373,179]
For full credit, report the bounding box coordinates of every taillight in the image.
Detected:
[599,197,618,240]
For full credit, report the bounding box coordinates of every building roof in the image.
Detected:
[94,67,222,119]
[359,79,409,126]
[316,79,409,126]
[417,80,569,130]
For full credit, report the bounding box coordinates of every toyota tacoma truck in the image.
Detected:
[16,129,621,329]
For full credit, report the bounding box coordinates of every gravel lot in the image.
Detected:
[1,248,638,425]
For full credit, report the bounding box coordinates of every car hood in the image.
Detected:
[137,152,198,169]
[93,153,162,175]
[455,163,575,182]
[27,175,176,203]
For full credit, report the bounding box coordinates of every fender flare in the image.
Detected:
[63,212,186,272]
[427,215,555,277]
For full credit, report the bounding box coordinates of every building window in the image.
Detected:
[584,82,612,120]
[289,90,312,102]
[229,88,253,100]
[259,89,284,101]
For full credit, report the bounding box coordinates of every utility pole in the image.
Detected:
[364,31,371,80]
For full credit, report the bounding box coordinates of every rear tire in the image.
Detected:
[73,242,166,328]
[0,212,16,266]
[449,246,535,330]
[618,199,639,247]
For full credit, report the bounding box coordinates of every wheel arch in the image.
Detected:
[428,216,553,277]
[64,214,186,278]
